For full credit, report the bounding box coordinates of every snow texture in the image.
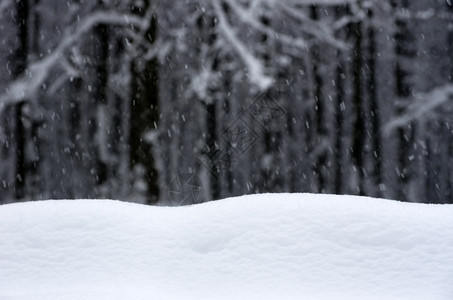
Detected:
[0,193,452,299]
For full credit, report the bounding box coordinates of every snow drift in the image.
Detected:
[0,193,452,299]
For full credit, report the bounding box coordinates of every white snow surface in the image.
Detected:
[0,193,452,299]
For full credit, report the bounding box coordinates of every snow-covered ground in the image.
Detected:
[0,193,452,299]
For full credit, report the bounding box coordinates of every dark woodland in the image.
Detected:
[1,0,453,205]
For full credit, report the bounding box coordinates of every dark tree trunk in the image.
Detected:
[351,9,365,195]
[93,22,109,186]
[14,0,28,76]
[366,8,383,197]
[129,6,160,204]
[200,12,221,200]
[222,75,234,195]
[333,5,347,195]
[392,0,415,201]
[32,0,40,56]
[27,0,42,199]
[257,14,274,193]
[14,103,26,199]
[424,138,433,203]
[13,0,29,199]
[446,0,453,203]
[0,106,14,203]
[206,102,220,199]
[310,5,328,193]
[449,0,453,82]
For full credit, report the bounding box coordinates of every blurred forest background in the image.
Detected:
[1,0,453,205]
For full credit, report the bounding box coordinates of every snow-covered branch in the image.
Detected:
[395,9,453,22]
[224,0,309,50]
[276,3,348,49]
[224,0,349,50]
[213,0,272,90]
[385,85,453,133]
[265,0,357,6]
[0,10,146,112]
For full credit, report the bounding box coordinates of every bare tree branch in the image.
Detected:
[213,0,272,90]
[385,85,453,134]
[0,10,146,112]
